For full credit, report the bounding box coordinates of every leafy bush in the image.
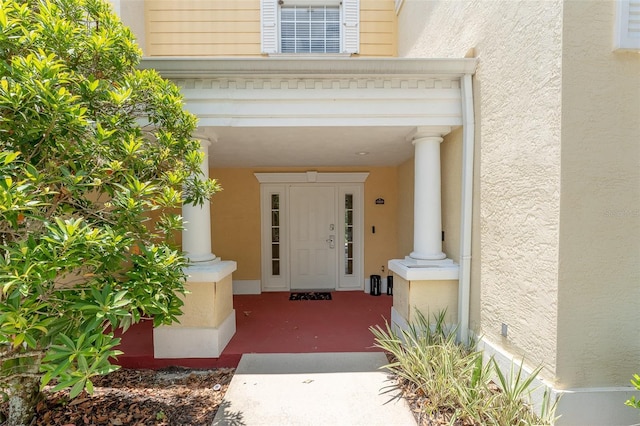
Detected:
[371,310,558,425]
[625,374,640,411]
[0,0,219,424]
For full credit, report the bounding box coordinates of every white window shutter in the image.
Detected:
[342,0,360,54]
[615,0,640,50]
[261,0,278,54]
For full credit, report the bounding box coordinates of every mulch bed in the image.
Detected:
[1,367,235,426]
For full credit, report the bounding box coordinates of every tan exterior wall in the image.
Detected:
[396,157,414,257]
[179,274,234,328]
[393,274,458,324]
[210,166,400,283]
[441,128,462,263]
[360,0,397,57]
[145,0,262,57]
[140,0,396,57]
[556,0,640,389]
[209,168,262,280]
[363,167,400,276]
[398,0,563,381]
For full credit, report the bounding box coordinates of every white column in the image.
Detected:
[182,135,217,263]
[409,128,448,261]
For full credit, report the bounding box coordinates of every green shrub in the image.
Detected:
[371,310,558,425]
[0,0,219,424]
[625,374,640,411]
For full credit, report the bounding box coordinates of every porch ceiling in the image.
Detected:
[201,125,416,168]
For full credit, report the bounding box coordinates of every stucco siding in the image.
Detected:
[398,0,563,380]
[363,167,401,275]
[441,127,462,263]
[396,157,414,257]
[557,0,640,389]
[392,274,458,325]
[210,168,262,280]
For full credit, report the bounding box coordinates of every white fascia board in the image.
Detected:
[139,57,478,79]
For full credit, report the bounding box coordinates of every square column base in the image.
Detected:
[153,260,237,359]
[153,309,236,358]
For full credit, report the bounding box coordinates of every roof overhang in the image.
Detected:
[138,57,477,168]
[139,57,477,79]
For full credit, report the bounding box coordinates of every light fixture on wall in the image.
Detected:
[356,151,369,156]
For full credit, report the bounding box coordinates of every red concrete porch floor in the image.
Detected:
[114,291,393,370]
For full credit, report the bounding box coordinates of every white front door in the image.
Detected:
[289,186,337,290]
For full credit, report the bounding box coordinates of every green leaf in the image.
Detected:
[69,379,86,399]
[85,378,94,395]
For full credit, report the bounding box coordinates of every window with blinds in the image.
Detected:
[261,0,359,54]
[280,6,341,53]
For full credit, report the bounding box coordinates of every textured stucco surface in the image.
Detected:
[392,274,458,324]
[556,0,640,389]
[441,128,462,263]
[180,275,233,328]
[398,0,563,379]
[396,158,414,257]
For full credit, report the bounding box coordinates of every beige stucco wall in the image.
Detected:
[393,274,458,324]
[179,274,234,328]
[441,128,462,263]
[556,0,640,389]
[396,157,414,257]
[210,166,400,282]
[363,167,400,276]
[209,168,262,280]
[398,0,563,380]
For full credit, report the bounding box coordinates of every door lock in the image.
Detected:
[326,235,335,249]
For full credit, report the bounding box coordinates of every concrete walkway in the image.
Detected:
[212,352,417,426]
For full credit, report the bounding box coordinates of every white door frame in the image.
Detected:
[256,172,368,292]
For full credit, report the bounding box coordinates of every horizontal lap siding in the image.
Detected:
[145,0,262,56]
[145,0,396,57]
[360,0,396,57]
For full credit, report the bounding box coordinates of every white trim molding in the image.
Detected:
[232,280,262,295]
[139,58,477,129]
[395,0,404,14]
[139,57,478,79]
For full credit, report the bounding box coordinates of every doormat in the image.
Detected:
[289,292,332,301]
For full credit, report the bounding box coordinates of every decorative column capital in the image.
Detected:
[408,126,451,144]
